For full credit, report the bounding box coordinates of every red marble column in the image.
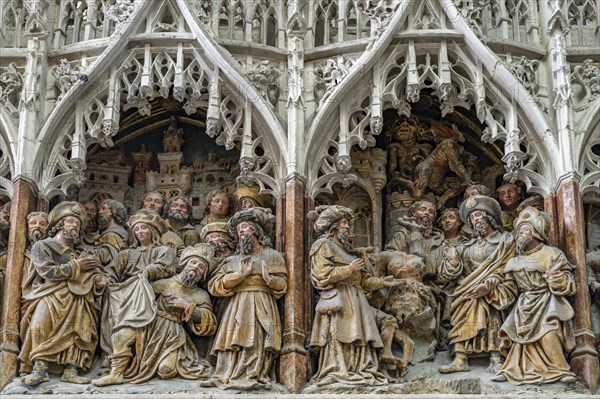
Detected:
[0,179,37,390]
[279,176,308,392]
[555,178,600,392]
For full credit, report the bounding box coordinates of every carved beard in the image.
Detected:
[417,217,434,238]
[472,220,490,239]
[179,268,202,287]
[516,235,534,254]
[98,215,112,232]
[237,234,255,255]
[87,219,97,231]
[211,241,227,254]
[28,229,44,243]
[63,227,80,244]
[168,212,187,223]
[336,230,352,252]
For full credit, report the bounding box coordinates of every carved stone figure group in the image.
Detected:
[308,185,578,387]
[15,186,287,391]
[3,171,582,390]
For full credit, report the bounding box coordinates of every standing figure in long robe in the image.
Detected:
[492,207,577,385]
[438,195,516,374]
[19,202,107,386]
[202,208,286,390]
[308,205,400,386]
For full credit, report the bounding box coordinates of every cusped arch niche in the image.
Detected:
[75,100,241,222]
[317,90,512,250]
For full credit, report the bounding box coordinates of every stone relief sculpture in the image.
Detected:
[493,207,577,384]
[202,207,287,390]
[307,205,400,386]
[386,117,476,208]
[95,211,176,386]
[438,196,516,374]
[165,196,200,246]
[19,202,107,386]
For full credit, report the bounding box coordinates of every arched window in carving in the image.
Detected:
[315,0,338,46]
[346,1,358,40]
[352,210,371,248]
[568,0,598,46]
[251,0,275,45]
[232,0,245,40]
[218,0,231,38]
[505,0,539,44]
[1,1,26,48]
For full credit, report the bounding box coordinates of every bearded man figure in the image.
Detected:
[492,207,577,384]
[438,195,516,374]
[165,196,200,246]
[19,212,49,374]
[386,199,444,280]
[309,205,401,386]
[94,199,129,265]
[94,244,216,385]
[200,222,236,263]
[19,202,107,386]
[202,208,287,390]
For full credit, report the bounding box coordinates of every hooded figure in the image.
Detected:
[493,207,577,385]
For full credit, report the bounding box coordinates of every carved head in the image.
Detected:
[464,184,491,199]
[166,196,193,223]
[27,211,49,244]
[142,191,166,215]
[205,190,230,219]
[409,200,437,228]
[496,183,522,211]
[438,208,462,237]
[129,210,166,247]
[201,222,236,254]
[179,243,214,285]
[81,200,99,230]
[47,202,88,243]
[99,199,127,231]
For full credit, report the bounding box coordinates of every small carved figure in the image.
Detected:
[307,205,400,386]
[165,196,200,246]
[202,208,286,390]
[492,207,577,384]
[438,195,516,374]
[19,202,107,386]
[94,244,215,385]
[387,118,475,207]
[375,251,437,360]
[496,183,523,232]
[198,190,231,230]
[234,185,271,210]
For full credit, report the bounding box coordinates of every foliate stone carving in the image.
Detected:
[571,59,600,110]
[314,57,356,105]
[0,62,24,117]
[246,61,281,106]
[23,0,49,36]
[370,116,383,136]
[510,56,540,95]
[191,0,212,24]
[52,59,83,101]
[105,0,136,23]
[356,0,399,38]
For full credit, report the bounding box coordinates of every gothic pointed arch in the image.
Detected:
[305,0,557,199]
[33,0,287,200]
